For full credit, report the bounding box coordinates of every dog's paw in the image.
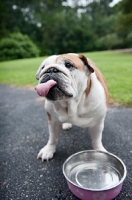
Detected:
[37,144,56,161]
[62,123,72,130]
[92,142,107,152]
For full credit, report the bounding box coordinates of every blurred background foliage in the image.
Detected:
[0,0,132,61]
[0,32,39,61]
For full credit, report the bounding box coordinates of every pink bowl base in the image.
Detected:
[67,181,123,200]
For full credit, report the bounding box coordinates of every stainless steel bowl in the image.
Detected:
[63,150,127,200]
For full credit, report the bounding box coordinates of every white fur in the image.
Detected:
[36,55,57,80]
[36,54,107,161]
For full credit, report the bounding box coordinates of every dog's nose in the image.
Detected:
[46,67,59,73]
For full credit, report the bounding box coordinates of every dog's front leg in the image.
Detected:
[37,117,62,161]
[88,118,107,152]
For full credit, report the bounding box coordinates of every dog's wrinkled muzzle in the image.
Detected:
[35,65,75,101]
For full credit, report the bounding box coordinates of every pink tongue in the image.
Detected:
[35,80,57,97]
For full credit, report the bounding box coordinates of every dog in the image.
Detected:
[35,53,109,161]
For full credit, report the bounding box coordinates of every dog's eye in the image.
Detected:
[42,65,45,70]
[65,62,73,69]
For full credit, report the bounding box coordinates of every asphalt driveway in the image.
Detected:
[0,84,132,200]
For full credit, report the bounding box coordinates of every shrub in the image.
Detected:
[126,32,132,48]
[96,33,123,50]
[0,32,39,61]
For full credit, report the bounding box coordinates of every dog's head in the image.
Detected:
[36,54,94,101]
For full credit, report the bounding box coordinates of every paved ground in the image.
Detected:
[0,84,132,200]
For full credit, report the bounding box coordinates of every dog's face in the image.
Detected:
[36,54,94,101]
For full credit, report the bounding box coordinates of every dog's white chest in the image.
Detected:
[54,102,102,128]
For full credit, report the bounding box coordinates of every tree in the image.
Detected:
[117,0,132,32]
[0,0,131,58]
[0,1,8,39]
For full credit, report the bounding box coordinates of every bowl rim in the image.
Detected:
[62,150,127,191]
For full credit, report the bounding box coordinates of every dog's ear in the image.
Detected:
[79,54,94,73]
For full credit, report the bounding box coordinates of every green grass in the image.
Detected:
[0,51,132,106]
[0,57,45,86]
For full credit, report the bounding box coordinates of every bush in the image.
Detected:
[0,32,39,61]
[126,32,132,48]
[96,33,123,50]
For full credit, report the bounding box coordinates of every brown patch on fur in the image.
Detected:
[85,76,92,96]
[87,58,109,107]
[47,112,51,124]
[56,54,85,71]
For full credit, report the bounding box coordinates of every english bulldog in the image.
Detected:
[35,54,109,161]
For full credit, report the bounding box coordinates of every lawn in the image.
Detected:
[0,51,132,106]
